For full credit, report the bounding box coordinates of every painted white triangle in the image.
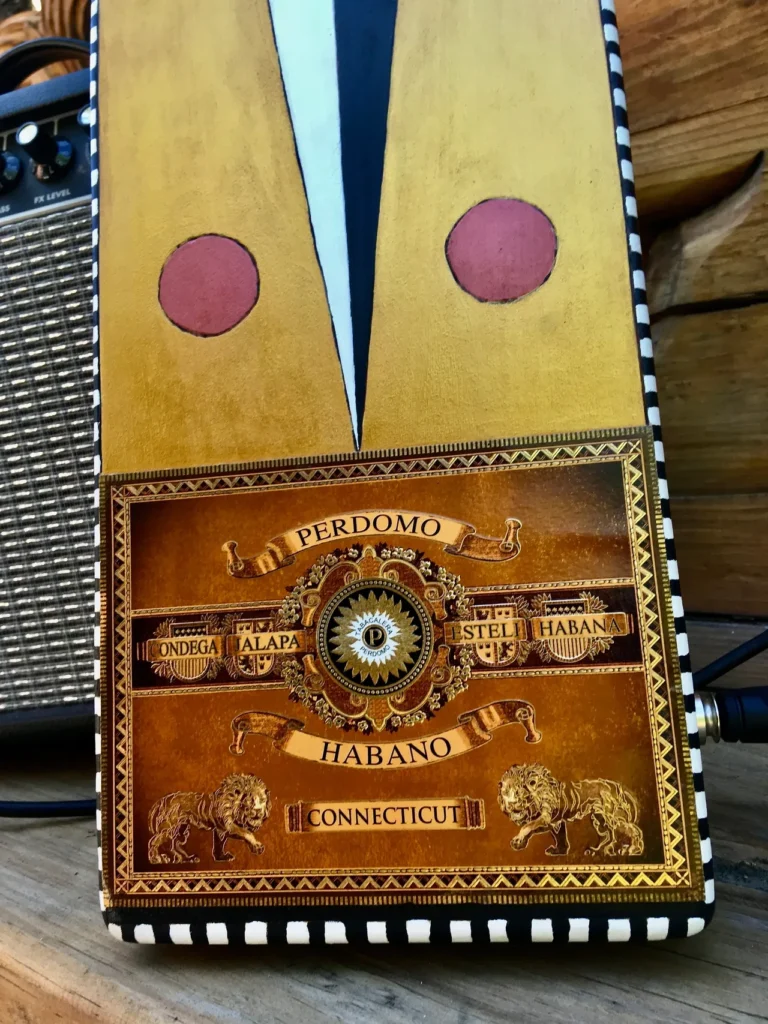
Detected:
[269,0,358,442]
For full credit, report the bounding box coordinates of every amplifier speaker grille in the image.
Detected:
[0,202,94,713]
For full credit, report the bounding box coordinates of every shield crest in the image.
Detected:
[531,592,623,665]
[145,616,222,682]
[472,601,528,667]
[226,617,277,679]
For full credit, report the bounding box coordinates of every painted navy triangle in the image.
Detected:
[334,0,398,432]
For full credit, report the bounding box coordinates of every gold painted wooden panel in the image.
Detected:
[362,0,645,450]
[98,0,353,473]
[655,307,768,495]
[672,494,768,617]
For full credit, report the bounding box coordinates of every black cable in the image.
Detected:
[693,626,768,689]
[712,687,768,743]
[0,799,95,818]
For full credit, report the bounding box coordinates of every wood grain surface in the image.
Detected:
[617,0,768,134]
[688,617,768,689]
[631,98,768,306]
[1,620,765,1024]
[683,181,768,305]
[632,96,768,224]
[652,306,768,616]
[654,306,768,494]
[672,495,768,616]
[619,0,768,305]
[616,0,768,616]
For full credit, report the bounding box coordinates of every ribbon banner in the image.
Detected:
[285,797,485,833]
[229,699,541,770]
[222,510,522,578]
[530,612,631,640]
[143,634,224,661]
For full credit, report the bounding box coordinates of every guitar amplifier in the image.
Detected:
[0,48,92,728]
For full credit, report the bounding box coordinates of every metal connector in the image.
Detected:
[695,691,721,745]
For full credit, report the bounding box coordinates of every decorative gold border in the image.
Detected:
[102,429,702,905]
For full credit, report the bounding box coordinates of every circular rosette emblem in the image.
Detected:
[319,580,433,696]
[280,545,474,733]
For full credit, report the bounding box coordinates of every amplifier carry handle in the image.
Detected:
[0,37,88,94]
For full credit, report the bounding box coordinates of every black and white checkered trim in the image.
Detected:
[600,0,713,915]
[102,907,709,945]
[89,0,104,916]
[93,0,712,942]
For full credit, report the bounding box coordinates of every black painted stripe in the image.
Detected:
[334,0,398,429]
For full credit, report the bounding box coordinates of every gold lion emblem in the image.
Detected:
[498,763,644,858]
[148,773,270,864]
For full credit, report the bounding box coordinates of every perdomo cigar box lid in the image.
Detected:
[93,0,711,946]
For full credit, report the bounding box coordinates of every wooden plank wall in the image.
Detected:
[618,0,768,616]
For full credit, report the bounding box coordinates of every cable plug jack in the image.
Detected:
[696,687,768,745]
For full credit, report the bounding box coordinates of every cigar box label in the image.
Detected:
[100,429,703,906]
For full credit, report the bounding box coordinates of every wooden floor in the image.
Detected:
[0,619,766,1024]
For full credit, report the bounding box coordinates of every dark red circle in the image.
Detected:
[158,234,259,336]
[445,198,557,303]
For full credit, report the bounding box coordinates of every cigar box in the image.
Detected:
[93,0,712,945]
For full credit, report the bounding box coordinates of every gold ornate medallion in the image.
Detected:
[320,580,431,695]
[284,545,470,732]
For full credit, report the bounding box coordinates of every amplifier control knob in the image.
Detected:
[0,151,21,193]
[16,122,73,181]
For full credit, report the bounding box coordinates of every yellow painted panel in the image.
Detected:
[98,0,353,473]
[362,0,645,450]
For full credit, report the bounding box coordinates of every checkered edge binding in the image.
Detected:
[91,0,713,942]
[90,0,104,915]
[600,0,713,922]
